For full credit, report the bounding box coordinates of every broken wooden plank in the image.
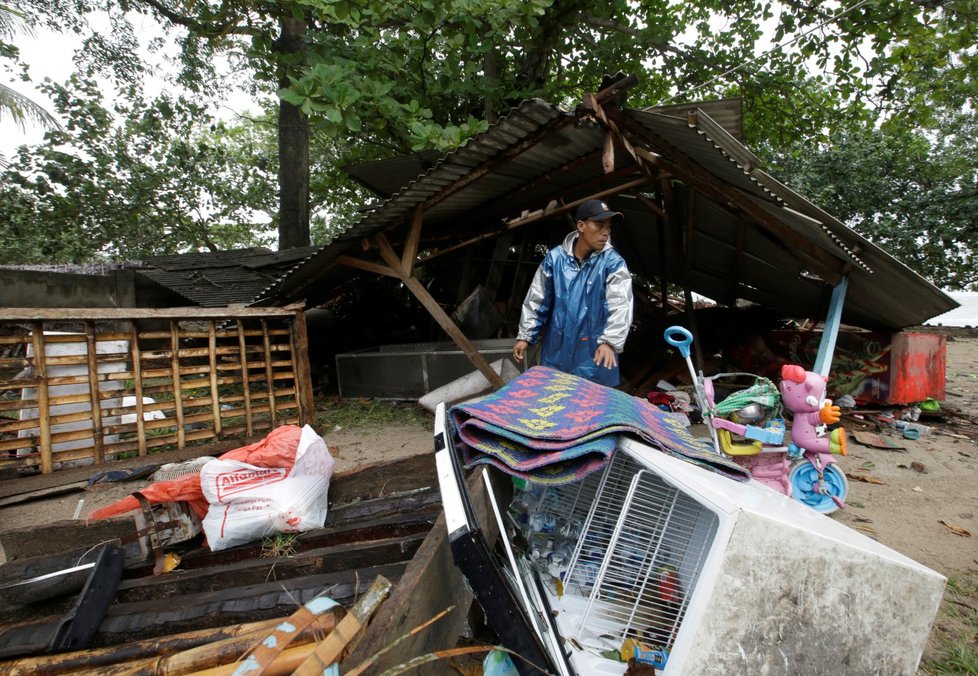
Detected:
[113,533,426,604]
[342,465,501,674]
[215,590,345,676]
[0,481,89,508]
[0,615,288,675]
[292,575,392,676]
[0,563,407,657]
[0,517,139,564]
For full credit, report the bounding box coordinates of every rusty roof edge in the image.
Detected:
[362,98,570,217]
[688,108,759,172]
[748,162,958,316]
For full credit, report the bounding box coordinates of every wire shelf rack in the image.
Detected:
[531,449,720,652]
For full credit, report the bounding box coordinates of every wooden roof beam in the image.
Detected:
[371,233,505,389]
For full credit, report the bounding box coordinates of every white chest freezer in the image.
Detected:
[434,403,945,675]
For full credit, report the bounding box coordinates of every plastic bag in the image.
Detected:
[200,425,335,551]
[89,425,304,522]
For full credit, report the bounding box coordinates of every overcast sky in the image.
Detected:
[1,15,259,158]
[1,28,78,156]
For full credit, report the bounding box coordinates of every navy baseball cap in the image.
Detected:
[576,199,623,223]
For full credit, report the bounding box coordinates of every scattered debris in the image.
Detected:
[847,472,887,485]
[852,430,906,451]
[938,521,972,537]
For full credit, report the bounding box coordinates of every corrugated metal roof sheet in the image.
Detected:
[255,96,956,331]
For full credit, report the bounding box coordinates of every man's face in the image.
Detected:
[576,218,612,255]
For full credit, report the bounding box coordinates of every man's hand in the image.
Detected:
[513,339,529,363]
[594,343,618,369]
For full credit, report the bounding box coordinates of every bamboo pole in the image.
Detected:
[208,590,345,676]
[84,321,106,464]
[0,617,289,675]
[291,575,393,676]
[29,322,53,474]
[85,613,339,676]
[185,579,388,676]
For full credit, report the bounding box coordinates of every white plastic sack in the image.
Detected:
[200,424,335,551]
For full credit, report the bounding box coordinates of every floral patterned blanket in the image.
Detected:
[450,365,749,485]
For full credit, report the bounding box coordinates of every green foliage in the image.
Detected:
[315,397,431,430]
[768,114,978,291]
[922,572,978,674]
[260,532,298,558]
[0,74,277,262]
[0,1,59,137]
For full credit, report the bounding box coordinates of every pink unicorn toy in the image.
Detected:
[779,364,847,457]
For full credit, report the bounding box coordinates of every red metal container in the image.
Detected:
[750,330,946,405]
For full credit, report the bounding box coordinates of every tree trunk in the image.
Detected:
[276,16,310,250]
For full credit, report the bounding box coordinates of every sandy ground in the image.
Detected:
[830,333,978,580]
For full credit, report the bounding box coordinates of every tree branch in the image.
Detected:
[134,0,261,39]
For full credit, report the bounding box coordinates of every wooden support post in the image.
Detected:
[261,320,278,427]
[290,308,316,426]
[30,322,53,474]
[236,320,254,437]
[129,321,147,456]
[401,205,423,275]
[373,233,505,389]
[683,190,706,372]
[207,321,222,436]
[170,321,186,449]
[84,320,106,464]
[657,202,671,319]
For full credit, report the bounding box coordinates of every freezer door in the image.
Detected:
[433,404,564,675]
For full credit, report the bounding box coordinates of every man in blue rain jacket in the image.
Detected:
[512,199,634,387]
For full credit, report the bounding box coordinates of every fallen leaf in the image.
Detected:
[846,472,887,485]
[939,520,972,537]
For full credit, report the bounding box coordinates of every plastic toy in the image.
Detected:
[779,364,848,512]
[663,326,848,513]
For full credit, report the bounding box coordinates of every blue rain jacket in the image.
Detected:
[516,232,634,386]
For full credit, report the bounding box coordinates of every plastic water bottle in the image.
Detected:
[528,532,552,560]
[528,511,558,535]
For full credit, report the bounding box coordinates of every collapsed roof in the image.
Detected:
[254,77,956,335]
